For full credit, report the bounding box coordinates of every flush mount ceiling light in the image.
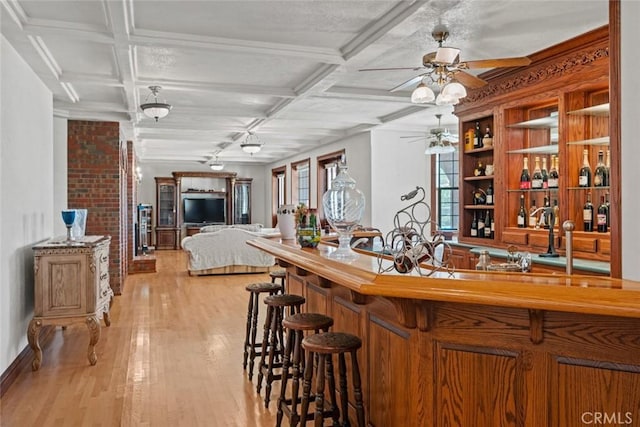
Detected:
[140,85,172,122]
[240,132,263,155]
[210,156,224,171]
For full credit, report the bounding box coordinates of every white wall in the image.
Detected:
[53,116,68,236]
[370,129,432,237]
[0,35,54,373]
[263,132,372,227]
[621,0,640,280]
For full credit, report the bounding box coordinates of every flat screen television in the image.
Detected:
[183,198,226,224]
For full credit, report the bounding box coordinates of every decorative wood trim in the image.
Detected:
[172,171,237,179]
[608,0,621,278]
[369,313,411,339]
[462,45,609,105]
[294,266,308,276]
[349,289,367,305]
[528,309,544,344]
[385,297,417,329]
[276,258,291,268]
[317,276,331,288]
[416,301,434,332]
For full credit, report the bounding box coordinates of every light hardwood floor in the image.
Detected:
[1,251,280,427]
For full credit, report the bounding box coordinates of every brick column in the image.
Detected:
[67,120,125,294]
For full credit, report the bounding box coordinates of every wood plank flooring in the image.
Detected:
[0,250,279,427]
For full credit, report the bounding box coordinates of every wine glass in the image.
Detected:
[61,210,76,242]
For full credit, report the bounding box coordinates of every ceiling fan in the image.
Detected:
[401,114,457,155]
[359,25,531,104]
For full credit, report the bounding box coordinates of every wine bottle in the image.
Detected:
[548,155,559,189]
[471,212,478,237]
[583,192,594,232]
[477,210,485,238]
[594,150,607,187]
[486,183,494,205]
[579,149,592,187]
[597,195,608,233]
[517,193,527,228]
[520,157,531,190]
[475,122,483,148]
[540,157,549,189]
[529,199,537,229]
[484,210,492,238]
[490,213,495,239]
[531,156,543,189]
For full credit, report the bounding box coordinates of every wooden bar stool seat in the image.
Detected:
[257,293,305,407]
[243,282,282,380]
[276,313,334,427]
[270,269,287,292]
[300,332,365,427]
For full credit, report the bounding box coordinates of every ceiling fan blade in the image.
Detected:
[389,74,426,92]
[400,135,427,139]
[434,47,460,65]
[453,70,487,89]
[358,66,426,72]
[462,57,531,69]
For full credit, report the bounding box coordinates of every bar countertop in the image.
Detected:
[248,238,640,319]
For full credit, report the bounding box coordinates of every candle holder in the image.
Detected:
[61,210,76,242]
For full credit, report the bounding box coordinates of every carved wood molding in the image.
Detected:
[385,297,417,329]
[416,301,434,332]
[528,309,544,345]
[461,46,609,105]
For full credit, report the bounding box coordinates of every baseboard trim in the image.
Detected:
[0,325,55,398]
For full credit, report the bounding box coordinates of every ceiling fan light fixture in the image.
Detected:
[411,83,435,104]
[425,143,455,155]
[240,132,263,154]
[210,156,224,171]
[435,47,460,64]
[441,81,467,99]
[435,93,459,106]
[140,86,172,122]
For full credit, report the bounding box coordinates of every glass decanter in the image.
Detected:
[322,160,365,260]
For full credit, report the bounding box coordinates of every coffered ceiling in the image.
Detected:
[1,0,607,167]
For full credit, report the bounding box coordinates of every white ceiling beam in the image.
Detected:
[56,100,127,112]
[130,29,345,64]
[322,86,413,103]
[135,78,296,98]
[60,72,124,87]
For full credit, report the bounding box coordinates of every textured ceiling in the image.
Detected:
[1,0,608,167]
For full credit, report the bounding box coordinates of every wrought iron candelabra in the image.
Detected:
[377,186,455,276]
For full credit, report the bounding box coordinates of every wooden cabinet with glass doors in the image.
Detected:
[155,177,179,249]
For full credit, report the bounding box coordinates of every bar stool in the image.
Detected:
[300,332,365,427]
[243,282,282,380]
[276,313,334,427]
[257,293,306,407]
[270,269,287,293]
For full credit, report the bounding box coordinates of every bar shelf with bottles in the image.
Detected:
[460,114,496,241]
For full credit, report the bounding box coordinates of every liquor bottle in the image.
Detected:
[531,156,543,189]
[486,183,494,205]
[605,192,611,228]
[583,192,594,232]
[490,213,495,239]
[578,149,592,187]
[517,193,527,228]
[594,150,607,187]
[548,155,559,189]
[605,149,611,186]
[484,210,492,238]
[474,122,483,149]
[477,210,485,238]
[529,199,537,229]
[542,195,550,229]
[470,212,478,237]
[597,195,608,233]
[553,199,560,228]
[541,157,549,189]
[520,157,531,190]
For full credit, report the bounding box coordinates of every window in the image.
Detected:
[291,159,310,207]
[316,150,345,227]
[434,151,459,231]
[271,166,286,227]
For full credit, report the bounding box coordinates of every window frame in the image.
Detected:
[430,151,460,237]
[271,165,286,227]
[291,158,310,208]
[316,149,345,228]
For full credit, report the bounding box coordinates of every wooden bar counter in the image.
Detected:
[248,239,640,427]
